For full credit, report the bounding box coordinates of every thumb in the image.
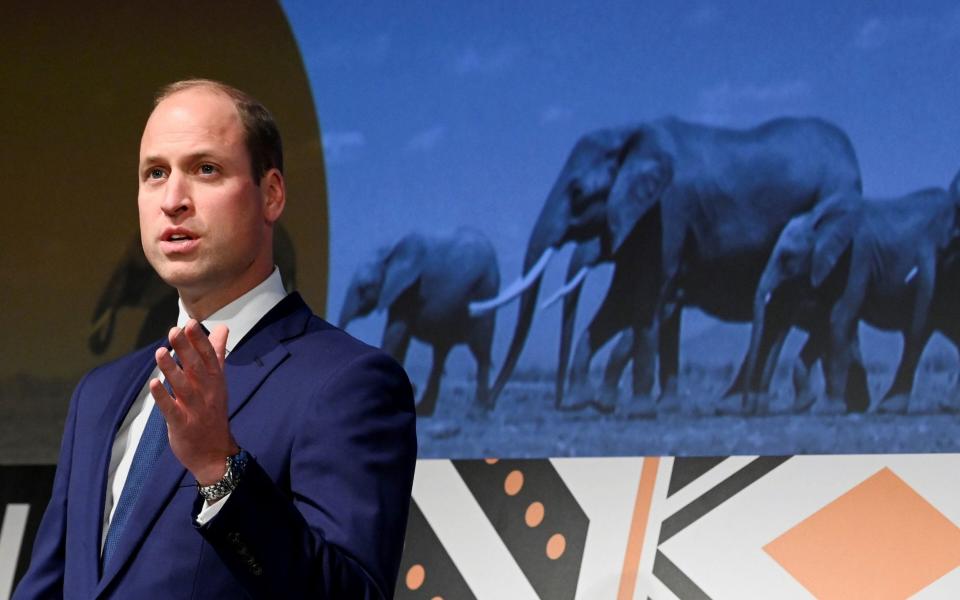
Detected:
[210,324,229,366]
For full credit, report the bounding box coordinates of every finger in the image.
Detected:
[155,346,191,402]
[148,376,182,426]
[209,324,229,367]
[169,324,203,375]
[183,319,220,371]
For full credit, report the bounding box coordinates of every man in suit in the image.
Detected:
[14,79,417,598]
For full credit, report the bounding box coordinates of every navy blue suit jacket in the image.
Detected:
[14,293,417,599]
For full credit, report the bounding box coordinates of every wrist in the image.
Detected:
[197,448,250,503]
[194,444,241,486]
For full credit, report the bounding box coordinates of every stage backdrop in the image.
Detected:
[3,1,960,598]
[298,1,960,457]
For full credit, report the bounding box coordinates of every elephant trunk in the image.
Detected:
[489,208,569,404]
[744,273,777,396]
[556,267,587,406]
[88,308,117,355]
[338,294,360,330]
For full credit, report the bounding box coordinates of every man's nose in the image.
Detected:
[160,172,192,217]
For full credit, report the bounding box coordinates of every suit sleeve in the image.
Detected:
[12,372,86,600]
[194,350,418,599]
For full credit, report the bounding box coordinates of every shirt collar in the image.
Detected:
[176,268,287,354]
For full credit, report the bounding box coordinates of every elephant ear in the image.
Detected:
[607,144,673,252]
[810,210,857,288]
[949,169,960,200]
[378,234,426,310]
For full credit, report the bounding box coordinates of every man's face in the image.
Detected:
[138,87,282,313]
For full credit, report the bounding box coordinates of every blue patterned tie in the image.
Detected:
[100,378,171,570]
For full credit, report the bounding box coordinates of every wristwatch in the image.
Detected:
[198,448,250,503]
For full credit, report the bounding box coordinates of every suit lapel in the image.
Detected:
[95,294,311,594]
[223,292,310,418]
[79,343,161,589]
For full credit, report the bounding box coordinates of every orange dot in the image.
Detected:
[525,501,545,527]
[431,597,444,600]
[504,470,524,496]
[406,564,425,590]
[546,533,566,560]
[484,458,499,464]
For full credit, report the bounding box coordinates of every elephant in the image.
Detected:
[339,227,500,417]
[90,224,297,354]
[539,234,655,413]
[739,194,872,414]
[602,117,863,413]
[472,126,671,413]
[746,176,960,414]
[475,116,862,414]
[470,126,640,409]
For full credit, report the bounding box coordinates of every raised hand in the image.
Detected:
[150,319,239,485]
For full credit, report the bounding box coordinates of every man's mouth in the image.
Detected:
[162,227,197,242]
[160,229,200,253]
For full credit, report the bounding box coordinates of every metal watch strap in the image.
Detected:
[198,448,249,503]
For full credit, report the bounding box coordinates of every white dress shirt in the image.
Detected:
[101,268,287,551]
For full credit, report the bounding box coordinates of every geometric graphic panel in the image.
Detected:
[659,456,791,545]
[395,500,476,600]
[10,455,960,598]
[667,457,728,498]
[765,467,960,600]
[453,459,588,600]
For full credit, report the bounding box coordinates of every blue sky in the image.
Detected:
[281,1,960,375]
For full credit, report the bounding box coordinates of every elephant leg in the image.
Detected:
[566,293,629,411]
[817,251,870,415]
[875,330,931,414]
[417,344,452,417]
[620,325,658,418]
[792,332,820,412]
[556,283,584,410]
[381,319,412,364]
[657,300,687,413]
[630,325,657,397]
[752,308,793,414]
[845,336,870,413]
[812,302,863,415]
[792,328,823,413]
[595,329,633,414]
[819,317,858,415]
[468,317,495,411]
[937,330,960,413]
[718,323,787,416]
[876,271,934,415]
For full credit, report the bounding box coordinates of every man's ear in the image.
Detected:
[261,168,286,223]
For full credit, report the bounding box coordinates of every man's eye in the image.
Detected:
[199,164,217,175]
[148,168,165,179]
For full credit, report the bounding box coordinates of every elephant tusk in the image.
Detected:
[91,309,112,332]
[469,248,555,316]
[904,265,918,284]
[539,267,589,311]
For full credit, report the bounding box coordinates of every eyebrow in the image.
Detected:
[139,150,222,168]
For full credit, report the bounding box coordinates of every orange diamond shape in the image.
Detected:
[764,467,960,600]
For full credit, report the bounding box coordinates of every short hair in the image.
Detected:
[154,79,283,182]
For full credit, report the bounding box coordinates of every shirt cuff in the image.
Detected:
[195,492,231,525]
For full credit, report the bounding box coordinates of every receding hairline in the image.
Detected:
[149,78,284,179]
[154,78,249,107]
